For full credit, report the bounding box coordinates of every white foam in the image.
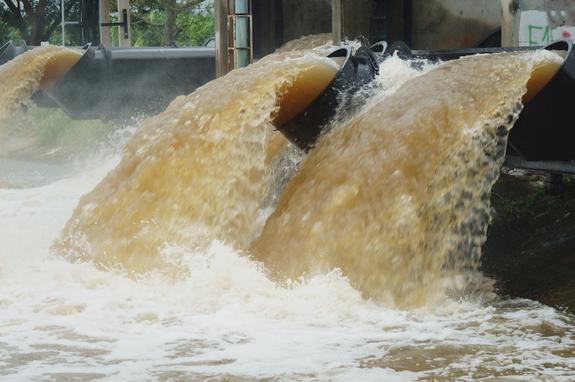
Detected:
[1,157,575,381]
[376,52,438,94]
[1,54,575,381]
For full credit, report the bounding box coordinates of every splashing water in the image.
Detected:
[0,46,81,128]
[53,51,339,273]
[252,50,563,308]
[1,158,575,381]
[1,42,575,381]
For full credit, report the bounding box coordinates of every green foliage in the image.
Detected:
[1,0,213,47]
[492,189,544,220]
[130,0,214,47]
[0,18,19,41]
[34,110,112,147]
[174,3,214,46]
[1,1,81,45]
[0,5,23,41]
[128,7,165,47]
[11,107,114,147]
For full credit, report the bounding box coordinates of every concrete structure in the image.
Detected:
[284,0,332,43]
[332,0,372,44]
[214,0,229,77]
[217,0,332,74]
[215,0,507,75]
[332,0,411,44]
[411,0,500,49]
[117,0,132,48]
[332,0,501,49]
[502,0,575,47]
[96,0,131,48]
[215,0,575,75]
[99,0,111,47]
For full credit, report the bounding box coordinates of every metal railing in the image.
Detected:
[227,0,253,70]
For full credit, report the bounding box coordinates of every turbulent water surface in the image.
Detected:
[1,44,575,381]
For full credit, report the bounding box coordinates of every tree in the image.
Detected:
[0,0,214,47]
[1,0,77,45]
[163,0,206,46]
[0,10,21,40]
[130,0,212,47]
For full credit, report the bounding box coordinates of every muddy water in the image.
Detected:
[1,44,575,381]
[0,46,81,126]
[54,52,338,272]
[252,51,563,308]
[523,51,564,103]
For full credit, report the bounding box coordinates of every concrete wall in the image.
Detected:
[411,0,501,49]
[225,0,507,75]
[253,0,282,58]
[332,0,409,44]
[332,0,371,44]
[216,0,331,75]
[282,0,332,43]
[331,0,501,49]
[502,0,575,46]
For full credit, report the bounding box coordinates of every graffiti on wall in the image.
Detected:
[519,10,575,46]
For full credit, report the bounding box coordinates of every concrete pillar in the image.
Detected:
[283,0,331,43]
[332,0,371,44]
[99,0,111,47]
[214,0,229,77]
[117,0,131,48]
[253,0,283,59]
[332,0,342,44]
[388,0,411,44]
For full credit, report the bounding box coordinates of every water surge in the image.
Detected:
[1,41,574,381]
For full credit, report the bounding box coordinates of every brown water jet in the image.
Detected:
[0,46,82,127]
[53,51,338,273]
[251,51,562,308]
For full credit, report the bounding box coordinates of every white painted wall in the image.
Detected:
[503,0,575,46]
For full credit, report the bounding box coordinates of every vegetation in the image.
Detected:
[9,106,114,149]
[0,0,214,47]
[0,1,71,45]
[130,0,214,46]
[1,1,214,156]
